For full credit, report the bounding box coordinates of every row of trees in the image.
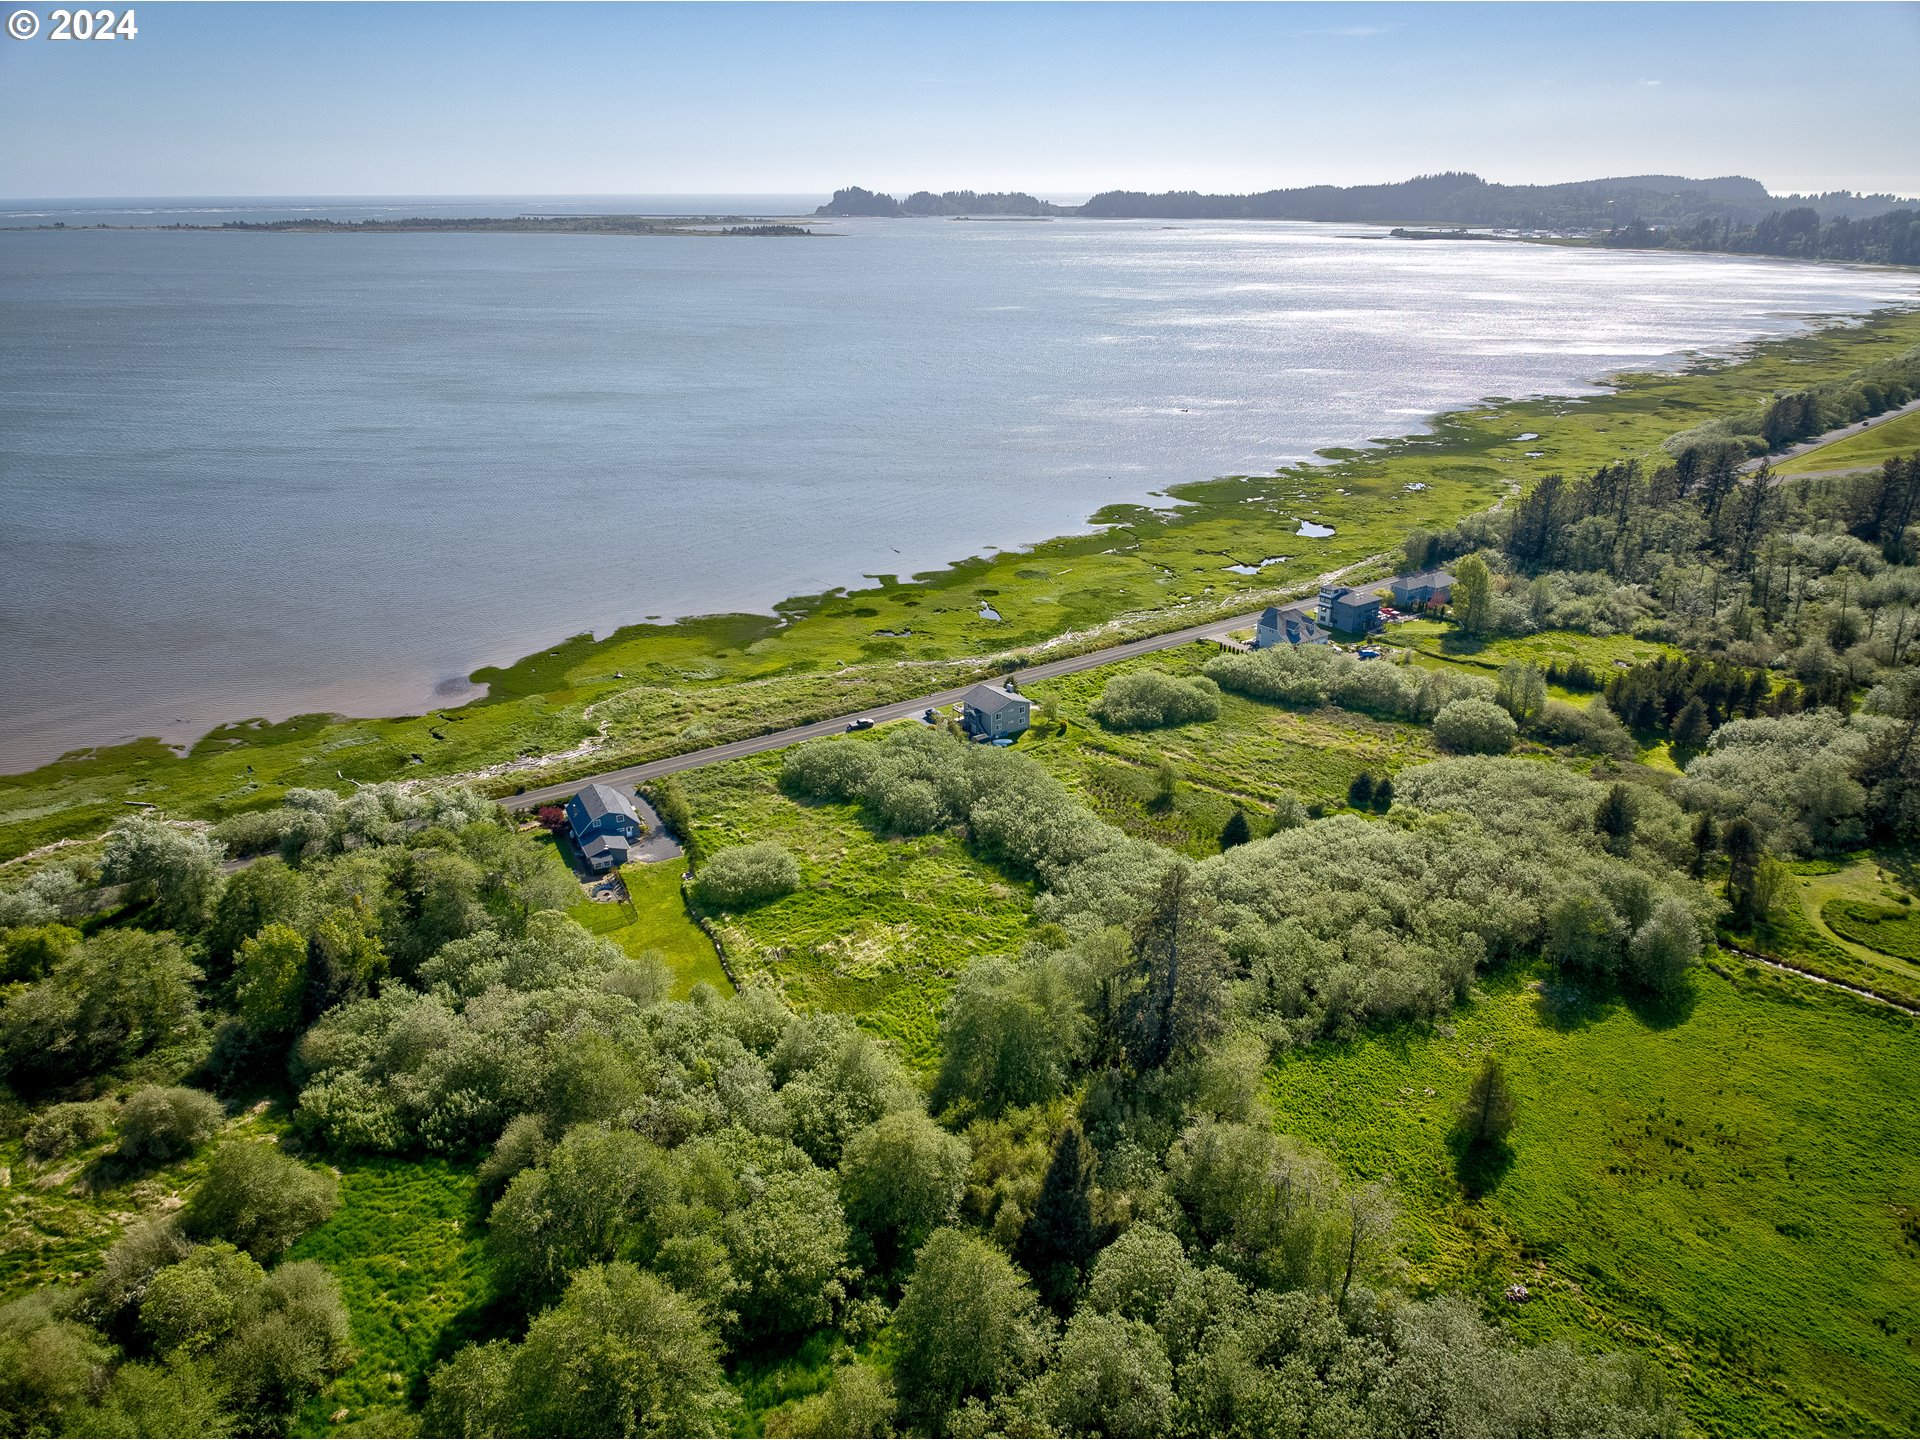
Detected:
[1606,206,1920,267]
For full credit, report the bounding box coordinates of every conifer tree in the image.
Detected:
[1219,808,1251,851]
[1118,867,1229,1072]
[1458,1058,1516,1152]
[1723,816,1763,925]
[1014,1124,1100,1307]
[1689,812,1717,878]
[1594,783,1634,855]
[1672,697,1713,751]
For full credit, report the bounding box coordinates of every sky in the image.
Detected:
[2,1,1917,200]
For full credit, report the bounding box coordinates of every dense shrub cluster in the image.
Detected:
[1676,709,1883,855]
[1206,645,1487,720]
[1432,697,1519,754]
[1090,670,1222,730]
[692,842,799,909]
[0,1144,347,1435]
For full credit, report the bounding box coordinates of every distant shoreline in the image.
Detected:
[12,215,822,237]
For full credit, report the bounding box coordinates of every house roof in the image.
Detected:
[1325,586,1379,606]
[1260,603,1314,625]
[1395,568,1455,588]
[571,782,638,824]
[581,833,630,858]
[963,683,1027,710]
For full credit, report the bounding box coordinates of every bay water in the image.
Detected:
[1,210,1913,770]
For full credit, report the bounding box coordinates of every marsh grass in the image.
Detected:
[288,1156,499,1426]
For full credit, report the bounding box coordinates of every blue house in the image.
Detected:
[1316,584,1383,635]
[566,782,643,872]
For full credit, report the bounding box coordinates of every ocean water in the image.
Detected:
[1,213,1914,770]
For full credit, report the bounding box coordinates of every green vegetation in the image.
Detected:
[567,860,732,999]
[9,308,1920,872]
[286,1158,494,1424]
[1775,406,1920,476]
[1268,966,1920,1435]
[678,754,1034,1066]
[1824,895,1920,961]
[8,311,1920,1438]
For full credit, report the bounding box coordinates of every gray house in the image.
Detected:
[1390,569,1455,608]
[1317,584,1383,635]
[567,782,642,872]
[1254,604,1328,649]
[962,682,1032,740]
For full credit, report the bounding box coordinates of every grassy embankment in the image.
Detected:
[1773,405,1920,476]
[8,308,1920,868]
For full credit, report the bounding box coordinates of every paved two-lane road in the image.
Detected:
[1740,396,1920,474]
[504,604,1278,811]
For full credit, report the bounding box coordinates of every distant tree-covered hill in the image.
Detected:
[816,186,1070,217]
[818,172,1919,262]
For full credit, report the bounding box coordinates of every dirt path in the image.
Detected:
[1714,944,1920,1018]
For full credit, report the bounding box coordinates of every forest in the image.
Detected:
[3,414,1919,1434]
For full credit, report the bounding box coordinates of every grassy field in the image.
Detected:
[1773,405,1920,476]
[1268,963,1920,1437]
[288,1157,497,1431]
[1014,645,1436,853]
[1722,857,1920,1011]
[1395,619,1677,682]
[9,308,1920,867]
[678,754,1035,1068]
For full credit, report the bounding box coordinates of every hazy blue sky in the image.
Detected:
[3,2,1916,199]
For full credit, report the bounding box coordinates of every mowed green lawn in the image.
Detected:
[1774,406,1920,476]
[538,829,731,998]
[570,860,733,999]
[1269,964,1920,1436]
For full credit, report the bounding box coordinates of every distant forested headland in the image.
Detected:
[818,172,1920,264]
